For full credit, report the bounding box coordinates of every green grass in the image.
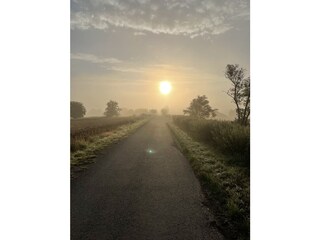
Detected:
[71,118,149,177]
[168,122,250,240]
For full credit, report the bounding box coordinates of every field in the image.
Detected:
[71,116,146,151]
[169,116,250,239]
[71,116,149,177]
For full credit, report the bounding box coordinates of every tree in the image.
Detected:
[135,108,148,115]
[104,100,121,117]
[183,95,217,119]
[71,101,86,119]
[225,64,250,125]
[161,107,169,116]
[149,109,157,115]
[121,108,135,116]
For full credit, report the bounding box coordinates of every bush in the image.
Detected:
[172,116,250,167]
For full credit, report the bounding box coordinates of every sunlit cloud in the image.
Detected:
[148,64,195,72]
[103,66,145,73]
[102,63,196,74]
[71,52,198,74]
[71,0,249,38]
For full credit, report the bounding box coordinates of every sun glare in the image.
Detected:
[159,81,172,95]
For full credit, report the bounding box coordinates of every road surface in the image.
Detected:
[71,117,224,240]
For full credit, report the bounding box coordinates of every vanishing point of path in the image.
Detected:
[71,117,224,240]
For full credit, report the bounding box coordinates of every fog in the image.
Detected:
[71,0,250,117]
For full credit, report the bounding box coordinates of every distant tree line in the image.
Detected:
[71,64,250,124]
[71,100,166,119]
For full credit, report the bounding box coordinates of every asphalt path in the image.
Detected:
[71,117,224,240]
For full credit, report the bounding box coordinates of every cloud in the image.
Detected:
[103,66,145,73]
[71,0,249,38]
[147,64,195,72]
[102,63,196,74]
[71,52,198,75]
[71,53,122,64]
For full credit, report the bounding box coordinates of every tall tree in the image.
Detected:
[225,64,250,125]
[183,95,217,119]
[70,101,86,119]
[104,100,121,117]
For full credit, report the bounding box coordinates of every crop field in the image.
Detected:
[71,116,144,152]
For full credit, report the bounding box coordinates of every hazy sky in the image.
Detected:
[71,0,250,116]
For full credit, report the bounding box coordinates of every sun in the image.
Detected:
[159,81,172,95]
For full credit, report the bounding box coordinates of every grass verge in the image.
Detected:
[168,122,250,240]
[71,118,149,178]
[172,115,250,167]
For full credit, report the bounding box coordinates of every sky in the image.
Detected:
[71,0,250,116]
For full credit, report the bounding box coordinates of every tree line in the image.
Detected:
[71,64,250,125]
[71,100,168,119]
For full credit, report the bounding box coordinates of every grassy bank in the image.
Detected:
[71,117,149,177]
[168,121,250,240]
[172,116,250,167]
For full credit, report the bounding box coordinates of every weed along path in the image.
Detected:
[71,117,224,240]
